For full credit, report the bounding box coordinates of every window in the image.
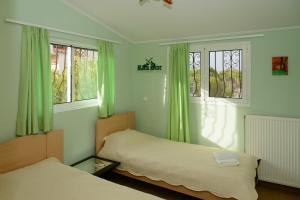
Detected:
[189,42,250,105]
[50,44,98,105]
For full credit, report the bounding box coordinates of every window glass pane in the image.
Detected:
[189,52,201,97]
[73,47,98,101]
[209,49,243,99]
[51,44,70,104]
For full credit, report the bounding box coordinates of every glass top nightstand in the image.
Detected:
[71,156,120,177]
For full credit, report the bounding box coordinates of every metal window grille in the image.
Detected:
[189,52,201,97]
[209,49,243,99]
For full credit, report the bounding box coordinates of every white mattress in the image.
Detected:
[98,129,258,200]
[0,158,162,200]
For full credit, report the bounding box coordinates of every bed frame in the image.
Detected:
[0,129,64,174]
[96,112,235,200]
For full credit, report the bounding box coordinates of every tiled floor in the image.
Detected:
[103,172,300,200]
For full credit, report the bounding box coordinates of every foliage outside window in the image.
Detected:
[209,49,242,99]
[189,52,201,97]
[189,42,250,105]
[50,44,98,104]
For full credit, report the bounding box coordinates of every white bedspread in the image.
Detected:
[98,129,258,200]
[0,158,162,200]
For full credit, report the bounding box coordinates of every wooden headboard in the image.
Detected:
[0,129,64,173]
[96,112,135,153]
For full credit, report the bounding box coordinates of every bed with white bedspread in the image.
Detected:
[0,157,162,200]
[97,129,258,200]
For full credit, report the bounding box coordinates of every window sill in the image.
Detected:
[190,97,250,107]
[54,99,98,113]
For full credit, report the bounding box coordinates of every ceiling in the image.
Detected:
[64,0,300,43]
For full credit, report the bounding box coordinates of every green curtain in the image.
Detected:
[16,26,53,136]
[167,43,191,143]
[97,40,115,118]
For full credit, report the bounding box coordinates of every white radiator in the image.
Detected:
[245,115,300,188]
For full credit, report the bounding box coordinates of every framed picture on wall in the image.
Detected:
[272,56,288,75]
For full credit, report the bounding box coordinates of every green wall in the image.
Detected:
[129,28,300,151]
[0,0,131,164]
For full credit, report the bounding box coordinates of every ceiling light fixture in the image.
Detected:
[139,0,173,6]
[163,0,173,5]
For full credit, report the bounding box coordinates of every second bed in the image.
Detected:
[96,112,259,200]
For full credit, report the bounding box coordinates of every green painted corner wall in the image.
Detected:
[129,45,168,138]
[129,28,300,151]
[0,0,132,164]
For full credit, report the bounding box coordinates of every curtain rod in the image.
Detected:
[5,18,122,44]
[159,34,264,46]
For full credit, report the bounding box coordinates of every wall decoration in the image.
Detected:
[137,57,162,71]
[272,56,288,75]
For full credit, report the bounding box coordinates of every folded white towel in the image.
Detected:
[213,151,240,166]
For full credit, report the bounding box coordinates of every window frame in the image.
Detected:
[54,99,98,113]
[189,41,251,106]
[50,39,99,113]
